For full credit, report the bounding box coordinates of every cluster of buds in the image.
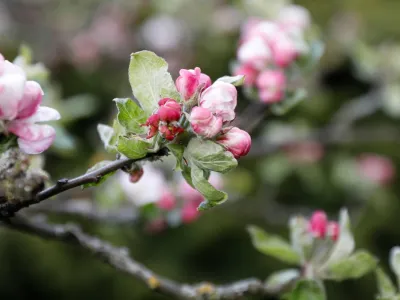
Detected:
[177,67,251,158]
[144,98,184,141]
[234,5,311,103]
[0,53,60,154]
[118,164,223,232]
[308,210,339,241]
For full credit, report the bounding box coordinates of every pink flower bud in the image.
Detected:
[175,67,211,101]
[308,210,328,238]
[233,64,258,87]
[144,114,160,139]
[256,70,286,103]
[157,98,181,122]
[190,107,223,138]
[270,33,299,67]
[237,37,271,70]
[129,167,144,183]
[157,189,176,211]
[199,82,237,122]
[16,81,44,119]
[246,21,280,44]
[217,127,251,158]
[145,218,167,234]
[357,154,395,185]
[327,222,340,241]
[277,5,311,32]
[181,202,200,224]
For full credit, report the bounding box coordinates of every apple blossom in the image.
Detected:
[157,98,181,122]
[270,32,299,67]
[157,189,176,211]
[277,5,311,32]
[357,154,395,185]
[308,210,327,238]
[256,70,286,103]
[217,127,251,159]
[175,67,211,101]
[237,36,271,70]
[181,202,200,224]
[190,107,223,138]
[327,221,340,241]
[233,64,258,87]
[199,81,237,122]
[143,113,160,139]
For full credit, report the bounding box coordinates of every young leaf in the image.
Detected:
[167,143,185,171]
[270,88,307,116]
[247,225,301,265]
[129,51,180,116]
[117,136,150,159]
[97,124,117,153]
[321,208,355,267]
[321,250,378,281]
[114,98,147,134]
[82,160,116,189]
[289,216,313,263]
[191,164,228,210]
[186,138,237,173]
[289,280,326,300]
[376,268,397,298]
[216,75,245,86]
[265,269,300,294]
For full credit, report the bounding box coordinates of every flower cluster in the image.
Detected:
[0,53,60,154]
[357,154,395,186]
[118,164,223,232]
[234,5,311,103]
[142,66,252,159]
[308,210,339,241]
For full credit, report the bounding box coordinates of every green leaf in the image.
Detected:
[117,136,150,159]
[289,216,313,263]
[82,160,116,189]
[376,268,397,298]
[97,124,117,153]
[129,51,180,116]
[186,138,237,173]
[19,44,33,64]
[270,88,307,116]
[216,75,245,86]
[322,250,378,281]
[247,225,301,265]
[114,98,147,134]
[322,208,355,267]
[265,269,300,294]
[0,135,17,153]
[167,143,185,171]
[191,164,228,210]
[289,280,326,300]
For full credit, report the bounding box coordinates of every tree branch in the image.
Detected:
[0,148,169,218]
[2,215,268,299]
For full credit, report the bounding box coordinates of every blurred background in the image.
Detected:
[1,0,400,299]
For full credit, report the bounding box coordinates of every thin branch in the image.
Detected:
[0,148,169,218]
[2,215,268,299]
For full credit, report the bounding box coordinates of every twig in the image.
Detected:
[0,148,169,218]
[2,215,268,299]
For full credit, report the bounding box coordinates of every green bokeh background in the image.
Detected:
[1,0,400,299]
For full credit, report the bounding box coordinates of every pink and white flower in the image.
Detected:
[308,210,328,238]
[277,5,311,32]
[176,67,211,101]
[233,64,259,87]
[0,56,60,154]
[217,127,251,158]
[199,82,237,122]
[357,154,396,185]
[237,36,271,70]
[190,107,222,138]
[256,70,286,103]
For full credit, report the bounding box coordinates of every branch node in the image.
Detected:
[147,276,160,289]
[56,178,69,185]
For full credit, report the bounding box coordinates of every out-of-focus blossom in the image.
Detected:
[181,202,200,224]
[119,164,167,207]
[70,33,100,66]
[327,221,340,241]
[0,56,60,154]
[217,127,251,159]
[277,5,311,32]
[245,21,280,44]
[233,64,258,87]
[176,67,211,101]
[190,107,223,138]
[270,32,299,67]
[357,154,396,185]
[179,173,223,206]
[237,37,271,70]
[200,82,237,122]
[140,15,188,52]
[256,70,286,103]
[284,141,324,164]
[308,210,328,238]
[157,189,176,211]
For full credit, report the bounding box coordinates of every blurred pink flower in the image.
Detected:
[237,37,271,70]
[277,5,311,32]
[284,142,324,164]
[157,189,176,211]
[357,154,396,185]
[256,70,286,103]
[233,64,259,87]
[308,210,328,238]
